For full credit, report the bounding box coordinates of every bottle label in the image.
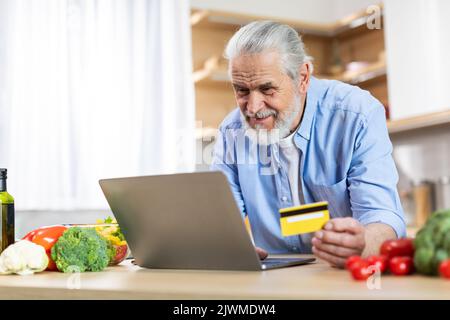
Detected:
[1,203,15,252]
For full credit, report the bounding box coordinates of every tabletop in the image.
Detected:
[1,255,449,300]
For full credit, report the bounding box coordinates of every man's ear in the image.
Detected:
[297,62,311,95]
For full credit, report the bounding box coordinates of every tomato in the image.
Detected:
[367,255,388,273]
[350,260,374,281]
[380,238,414,258]
[22,225,68,271]
[389,256,414,276]
[345,256,363,270]
[348,259,367,273]
[439,260,450,279]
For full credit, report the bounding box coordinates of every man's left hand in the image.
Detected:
[311,217,366,268]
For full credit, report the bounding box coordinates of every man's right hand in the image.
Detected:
[255,246,268,260]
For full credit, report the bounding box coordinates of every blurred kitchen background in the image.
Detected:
[0,0,449,237]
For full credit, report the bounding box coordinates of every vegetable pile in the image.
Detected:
[347,208,450,280]
[0,215,129,275]
[346,238,415,280]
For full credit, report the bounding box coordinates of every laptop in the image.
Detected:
[99,171,315,271]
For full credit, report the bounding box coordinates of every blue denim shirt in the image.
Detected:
[211,76,406,254]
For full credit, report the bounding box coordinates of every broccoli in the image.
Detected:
[51,227,111,273]
[414,209,450,275]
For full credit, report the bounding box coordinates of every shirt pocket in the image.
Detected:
[309,178,352,218]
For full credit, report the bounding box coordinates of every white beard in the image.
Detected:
[241,94,302,146]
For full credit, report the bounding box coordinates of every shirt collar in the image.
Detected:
[279,125,297,148]
[296,76,324,141]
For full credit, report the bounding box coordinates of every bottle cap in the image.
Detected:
[0,169,7,179]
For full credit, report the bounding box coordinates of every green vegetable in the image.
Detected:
[51,227,110,273]
[414,248,434,275]
[414,209,450,275]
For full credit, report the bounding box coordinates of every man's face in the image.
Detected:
[230,51,304,138]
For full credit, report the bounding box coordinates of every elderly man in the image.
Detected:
[210,21,405,268]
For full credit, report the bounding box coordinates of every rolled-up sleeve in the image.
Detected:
[210,127,246,218]
[347,104,406,238]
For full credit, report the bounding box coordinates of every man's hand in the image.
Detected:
[311,217,366,268]
[255,246,268,260]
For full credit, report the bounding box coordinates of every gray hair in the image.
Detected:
[224,20,313,83]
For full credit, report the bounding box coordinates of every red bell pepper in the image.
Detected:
[22,225,68,271]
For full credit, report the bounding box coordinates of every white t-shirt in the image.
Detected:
[278,129,302,206]
[278,129,313,251]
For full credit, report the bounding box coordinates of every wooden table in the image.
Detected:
[1,255,449,299]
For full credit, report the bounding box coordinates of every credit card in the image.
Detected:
[279,201,330,236]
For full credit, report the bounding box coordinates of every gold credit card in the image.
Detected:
[279,201,330,236]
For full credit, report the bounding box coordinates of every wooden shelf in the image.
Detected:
[336,60,386,84]
[191,3,383,37]
[193,56,230,85]
[387,109,450,134]
[316,60,386,85]
[194,56,386,87]
[191,9,332,35]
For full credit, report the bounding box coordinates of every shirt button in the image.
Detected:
[281,196,288,202]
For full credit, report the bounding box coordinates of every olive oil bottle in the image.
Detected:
[0,169,15,253]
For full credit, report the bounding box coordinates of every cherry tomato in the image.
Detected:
[389,256,414,276]
[350,260,374,281]
[345,256,363,270]
[380,238,414,258]
[22,225,68,271]
[367,255,389,273]
[348,259,367,273]
[439,260,450,279]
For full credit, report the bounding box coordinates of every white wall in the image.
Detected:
[384,0,450,119]
[332,0,383,20]
[191,0,383,23]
